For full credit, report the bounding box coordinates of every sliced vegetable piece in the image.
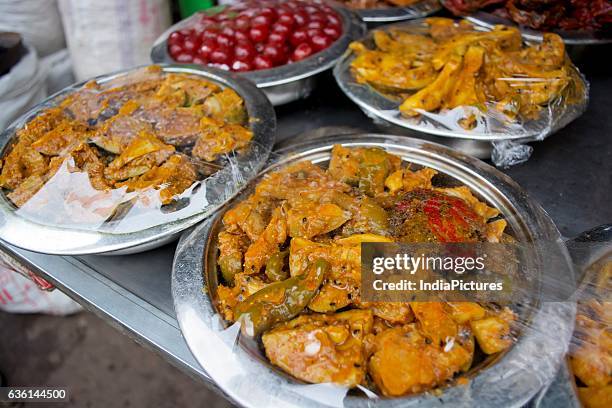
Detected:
[470,314,513,354]
[235,259,330,336]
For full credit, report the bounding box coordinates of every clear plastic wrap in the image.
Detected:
[0,64,275,255]
[535,225,612,408]
[172,135,581,407]
[334,18,589,167]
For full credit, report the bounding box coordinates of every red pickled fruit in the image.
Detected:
[221,26,236,38]
[304,5,319,14]
[253,54,274,70]
[263,43,286,64]
[234,41,256,62]
[249,25,269,43]
[259,7,277,20]
[198,42,214,60]
[234,30,249,43]
[290,29,308,47]
[252,14,272,28]
[272,23,291,36]
[210,48,231,65]
[277,14,295,28]
[291,42,313,61]
[235,16,251,31]
[310,33,332,51]
[168,31,184,46]
[306,20,324,30]
[169,0,344,71]
[309,12,326,23]
[268,31,287,46]
[168,44,183,58]
[217,33,235,48]
[232,60,252,72]
[202,28,219,42]
[306,28,324,39]
[182,36,200,52]
[293,11,308,26]
[323,26,341,40]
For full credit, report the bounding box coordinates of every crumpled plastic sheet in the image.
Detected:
[334,19,590,167]
[491,140,534,168]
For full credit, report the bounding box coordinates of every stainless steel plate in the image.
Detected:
[333,20,589,157]
[150,5,365,106]
[533,224,612,408]
[352,0,441,23]
[0,64,276,255]
[172,134,575,408]
[465,12,612,45]
[438,0,612,45]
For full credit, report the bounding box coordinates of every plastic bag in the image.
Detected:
[0,258,81,316]
[41,49,76,96]
[0,0,66,57]
[335,17,589,167]
[0,43,47,131]
[58,0,172,81]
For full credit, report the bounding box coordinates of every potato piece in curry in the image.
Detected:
[215,145,516,397]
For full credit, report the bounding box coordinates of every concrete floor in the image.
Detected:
[0,311,233,408]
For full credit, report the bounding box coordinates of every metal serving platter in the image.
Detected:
[172,134,576,408]
[533,224,612,408]
[150,5,365,106]
[333,20,589,158]
[0,64,276,256]
[465,12,612,46]
[437,0,612,45]
[350,0,440,23]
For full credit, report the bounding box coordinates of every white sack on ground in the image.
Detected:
[0,0,66,57]
[0,44,47,131]
[58,0,172,81]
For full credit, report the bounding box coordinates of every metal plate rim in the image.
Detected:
[465,14,612,45]
[437,0,612,45]
[355,0,441,23]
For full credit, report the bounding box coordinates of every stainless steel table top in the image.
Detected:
[1,52,610,399]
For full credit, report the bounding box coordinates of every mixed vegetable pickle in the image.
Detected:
[569,260,612,408]
[349,17,585,129]
[214,145,516,396]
